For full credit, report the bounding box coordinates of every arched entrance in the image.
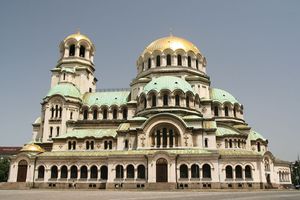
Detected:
[17,160,28,182]
[156,158,168,182]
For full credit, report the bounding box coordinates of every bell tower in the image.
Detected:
[50,31,97,94]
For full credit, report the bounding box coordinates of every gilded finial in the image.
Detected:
[169,28,173,37]
[76,28,80,35]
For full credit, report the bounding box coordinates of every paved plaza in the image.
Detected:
[0,190,300,200]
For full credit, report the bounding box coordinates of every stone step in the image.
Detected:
[147,183,176,190]
[0,182,31,190]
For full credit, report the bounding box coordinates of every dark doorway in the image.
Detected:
[17,160,28,182]
[156,158,168,182]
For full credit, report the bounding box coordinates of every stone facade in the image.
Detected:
[8,32,291,190]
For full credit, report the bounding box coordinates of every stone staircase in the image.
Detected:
[147,183,177,190]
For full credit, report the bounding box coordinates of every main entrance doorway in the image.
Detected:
[17,160,28,182]
[156,158,168,182]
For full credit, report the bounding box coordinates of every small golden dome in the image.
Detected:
[142,35,201,55]
[20,143,45,153]
[64,31,92,44]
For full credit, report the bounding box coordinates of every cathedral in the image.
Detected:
[8,32,291,189]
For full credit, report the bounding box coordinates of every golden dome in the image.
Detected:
[20,143,45,153]
[64,31,92,44]
[142,35,201,55]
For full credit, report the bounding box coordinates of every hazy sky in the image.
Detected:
[0,0,299,161]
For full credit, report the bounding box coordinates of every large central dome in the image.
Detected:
[142,35,201,55]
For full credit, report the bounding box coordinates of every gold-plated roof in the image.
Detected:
[142,35,201,55]
[20,143,45,153]
[64,31,92,44]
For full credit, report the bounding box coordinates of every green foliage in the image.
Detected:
[291,161,300,185]
[0,157,10,182]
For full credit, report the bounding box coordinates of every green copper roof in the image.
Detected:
[38,148,215,157]
[55,129,117,139]
[142,76,195,94]
[216,126,241,137]
[219,149,261,156]
[210,88,239,104]
[46,83,81,99]
[248,130,267,141]
[61,67,75,74]
[83,91,130,107]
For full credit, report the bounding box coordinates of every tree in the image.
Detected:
[291,161,300,186]
[0,157,10,182]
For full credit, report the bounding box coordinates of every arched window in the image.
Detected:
[50,127,53,138]
[143,96,147,109]
[38,166,45,179]
[177,55,182,66]
[188,56,191,67]
[63,73,66,80]
[104,141,108,150]
[229,139,233,148]
[93,109,98,120]
[257,142,261,152]
[122,108,128,119]
[80,166,88,179]
[152,95,156,107]
[86,141,90,150]
[90,166,98,179]
[167,54,171,66]
[137,165,145,179]
[214,106,219,116]
[126,165,134,178]
[108,141,112,149]
[51,107,54,118]
[72,141,76,150]
[169,129,174,147]
[225,166,233,179]
[156,55,160,67]
[116,165,124,179]
[202,164,211,178]
[162,128,167,147]
[51,166,58,179]
[70,165,78,179]
[225,139,228,148]
[204,138,208,148]
[79,45,85,57]
[156,130,161,147]
[68,141,72,150]
[69,44,75,56]
[196,59,199,69]
[56,126,59,137]
[60,166,68,179]
[245,165,252,179]
[235,165,243,179]
[163,94,168,106]
[83,109,88,120]
[148,58,151,69]
[233,107,237,117]
[191,164,200,178]
[90,141,94,150]
[180,164,188,179]
[124,139,129,149]
[102,108,108,119]
[113,108,118,119]
[55,105,58,118]
[175,94,180,106]
[225,106,229,116]
[186,96,190,107]
[70,112,73,120]
[100,165,108,180]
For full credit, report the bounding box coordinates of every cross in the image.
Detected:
[169,28,173,37]
[184,135,189,146]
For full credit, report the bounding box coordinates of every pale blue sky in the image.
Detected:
[0,0,299,161]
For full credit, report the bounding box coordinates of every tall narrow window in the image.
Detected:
[61,166,68,178]
[233,107,237,117]
[167,54,171,66]
[148,58,151,69]
[175,95,180,106]
[55,105,58,118]
[70,112,73,120]
[108,141,112,149]
[103,108,107,119]
[152,95,156,107]
[122,108,128,119]
[63,73,66,80]
[72,141,76,150]
[79,45,85,57]
[186,96,190,107]
[225,106,229,116]
[90,141,94,150]
[196,59,199,69]
[235,165,243,179]
[245,165,252,179]
[180,164,188,178]
[204,138,208,148]
[156,130,161,147]
[50,127,53,138]
[162,128,167,147]
[93,109,97,120]
[71,166,78,179]
[86,141,90,150]
[137,165,145,179]
[143,96,147,109]
[214,106,219,116]
[59,107,62,118]
[169,129,174,147]
[257,142,261,152]
[188,56,191,67]
[191,164,200,178]
[69,44,75,56]
[104,141,108,150]
[163,94,168,106]
[56,127,59,137]
[116,165,124,179]
[51,107,54,118]
[225,166,233,179]
[38,166,45,179]
[202,164,211,178]
[126,165,134,178]
[68,141,72,150]
[177,55,182,66]
[156,55,160,67]
[124,139,129,149]
[113,108,118,119]
[83,109,88,120]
